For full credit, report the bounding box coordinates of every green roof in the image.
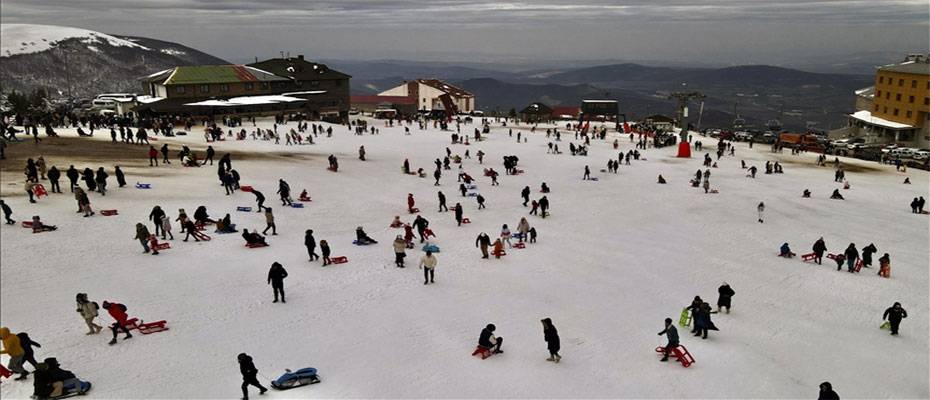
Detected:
[163,65,288,85]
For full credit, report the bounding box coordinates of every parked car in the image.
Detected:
[881,144,899,154]
[913,149,930,160]
[831,138,852,147]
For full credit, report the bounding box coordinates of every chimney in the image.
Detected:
[297,55,304,61]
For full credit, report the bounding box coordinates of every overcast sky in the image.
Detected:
[2,0,928,64]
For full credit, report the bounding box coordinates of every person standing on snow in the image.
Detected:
[238,353,268,400]
[454,203,464,226]
[657,318,679,362]
[883,302,907,336]
[583,165,591,180]
[517,218,530,243]
[419,250,437,284]
[277,179,292,206]
[75,293,103,335]
[114,166,127,188]
[393,235,407,268]
[475,232,491,258]
[262,208,277,236]
[134,223,157,255]
[252,190,266,213]
[521,186,531,207]
[862,243,877,268]
[267,262,288,303]
[757,202,765,223]
[437,191,448,212]
[305,229,319,261]
[717,283,735,313]
[1,200,14,225]
[102,301,133,345]
[844,243,859,273]
[17,332,41,369]
[693,302,718,339]
[812,237,827,265]
[541,318,561,363]
[149,206,166,237]
[539,196,550,218]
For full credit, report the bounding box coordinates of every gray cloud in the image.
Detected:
[1,0,927,63]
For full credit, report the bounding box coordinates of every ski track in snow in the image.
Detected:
[0,118,928,398]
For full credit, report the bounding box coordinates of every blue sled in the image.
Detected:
[135,183,152,189]
[53,380,92,398]
[290,203,304,208]
[271,368,320,390]
[422,244,440,253]
[466,184,477,189]
[467,192,479,197]
[236,206,252,212]
[352,240,376,245]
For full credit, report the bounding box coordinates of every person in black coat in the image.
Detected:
[538,196,550,218]
[149,206,166,237]
[693,302,718,339]
[716,283,735,313]
[541,318,561,362]
[267,262,288,303]
[812,237,827,265]
[437,191,448,212]
[47,166,61,193]
[454,203,463,226]
[277,179,292,206]
[1,200,14,224]
[844,243,859,273]
[478,324,503,353]
[16,332,41,368]
[305,229,318,261]
[521,186,531,206]
[205,146,215,165]
[818,381,840,400]
[883,302,907,335]
[114,166,126,188]
[66,165,79,192]
[95,167,108,195]
[252,190,266,212]
[82,168,96,191]
[657,318,679,362]
[862,243,877,268]
[238,353,267,400]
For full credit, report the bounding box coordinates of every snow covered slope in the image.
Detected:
[0,120,927,398]
[1,24,148,57]
[0,24,227,98]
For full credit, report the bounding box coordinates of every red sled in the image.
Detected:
[246,242,269,248]
[149,236,171,251]
[330,256,348,264]
[299,196,312,202]
[655,345,695,367]
[423,228,436,239]
[854,259,863,272]
[801,252,817,262]
[101,209,119,216]
[493,250,507,258]
[471,346,494,359]
[33,184,48,198]
[408,207,420,214]
[189,231,212,241]
[240,185,254,192]
[0,364,12,379]
[21,221,34,228]
[137,320,169,334]
[327,166,337,172]
[513,242,526,249]
[461,217,471,224]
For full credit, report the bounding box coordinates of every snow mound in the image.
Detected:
[1,23,149,57]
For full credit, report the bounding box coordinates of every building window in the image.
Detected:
[879,76,884,84]
[886,92,890,99]
[909,95,915,103]
[906,110,913,118]
[245,83,254,91]
[874,104,879,111]
[912,80,917,88]
[893,108,899,116]
[877,90,881,97]
[925,97,929,105]
[175,86,185,94]
[220,84,229,93]
[898,79,904,86]
[883,107,888,113]
[896,93,902,101]
[261,82,269,90]
[310,81,320,87]
[199,84,209,93]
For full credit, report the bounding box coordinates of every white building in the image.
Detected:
[379,79,475,113]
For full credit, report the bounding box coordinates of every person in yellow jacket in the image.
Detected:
[419,250,437,285]
[0,327,28,380]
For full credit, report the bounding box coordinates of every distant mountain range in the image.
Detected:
[1,24,880,130]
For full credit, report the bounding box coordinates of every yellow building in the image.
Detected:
[843,54,930,148]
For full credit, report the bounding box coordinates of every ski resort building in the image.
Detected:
[580,100,620,121]
[834,54,930,148]
[379,79,475,114]
[136,57,351,120]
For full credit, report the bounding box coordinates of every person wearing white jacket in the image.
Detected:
[419,251,437,285]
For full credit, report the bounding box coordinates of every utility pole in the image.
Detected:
[669,89,705,142]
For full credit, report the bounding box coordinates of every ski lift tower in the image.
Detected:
[669,88,704,158]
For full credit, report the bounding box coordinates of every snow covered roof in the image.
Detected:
[850,110,913,130]
[184,95,306,107]
[416,79,473,98]
[149,65,288,86]
[136,96,164,104]
[878,60,930,75]
[1,23,148,57]
[854,86,875,99]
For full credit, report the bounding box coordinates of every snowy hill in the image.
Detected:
[0,118,927,398]
[0,24,227,98]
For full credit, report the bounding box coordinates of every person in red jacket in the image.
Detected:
[148,146,159,167]
[102,301,133,345]
[407,193,415,213]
